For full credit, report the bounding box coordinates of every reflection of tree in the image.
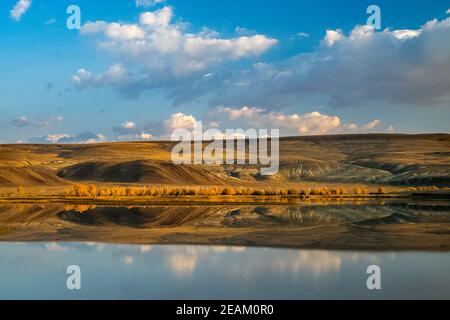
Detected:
[64,204,97,213]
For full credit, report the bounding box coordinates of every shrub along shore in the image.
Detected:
[66,184,376,198]
[0,184,445,205]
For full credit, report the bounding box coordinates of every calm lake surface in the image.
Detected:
[0,243,449,300]
[1,201,449,299]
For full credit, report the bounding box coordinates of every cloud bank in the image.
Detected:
[73,11,450,110]
[112,107,389,140]
[29,132,106,144]
[213,18,450,109]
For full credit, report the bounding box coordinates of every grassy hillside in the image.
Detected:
[0,134,449,189]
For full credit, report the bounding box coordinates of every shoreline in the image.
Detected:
[0,192,448,205]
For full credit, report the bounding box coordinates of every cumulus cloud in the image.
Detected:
[117,132,153,141]
[322,29,344,47]
[28,132,106,144]
[212,16,450,109]
[112,120,154,141]
[362,119,381,130]
[122,121,137,129]
[163,112,196,132]
[342,119,384,132]
[214,106,341,135]
[215,106,264,120]
[73,6,277,98]
[72,9,450,110]
[139,107,389,138]
[10,0,31,21]
[81,21,145,40]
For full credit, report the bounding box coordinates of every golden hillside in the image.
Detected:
[0,134,449,188]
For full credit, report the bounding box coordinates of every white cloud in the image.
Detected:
[322,29,344,47]
[211,106,393,136]
[73,10,450,111]
[213,16,450,109]
[118,132,153,141]
[82,6,277,68]
[342,120,383,132]
[139,6,173,26]
[392,29,421,39]
[45,134,71,143]
[113,120,155,141]
[10,0,31,21]
[164,112,196,131]
[139,132,153,140]
[81,22,145,40]
[136,0,165,8]
[447,8,450,14]
[74,6,277,97]
[362,119,381,130]
[296,32,310,38]
[122,121,137,129]
[215,107,341,135]
[135,108,393,138]
[216,106,264,120]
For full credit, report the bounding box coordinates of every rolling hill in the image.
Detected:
[0,134,449,188]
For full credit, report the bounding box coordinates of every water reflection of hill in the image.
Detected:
[0,201,449,250]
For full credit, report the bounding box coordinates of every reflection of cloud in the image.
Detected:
[275,251,342,276]
[169,254,197,276]
[140,245,152,253]
[348,253,379,265]
[124,255,134,265]
[45,243,68,252]
[167,246,248,276]
[84,242,107,251]
[185,246,210,255]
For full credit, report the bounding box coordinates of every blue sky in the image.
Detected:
[0,0,449,143]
